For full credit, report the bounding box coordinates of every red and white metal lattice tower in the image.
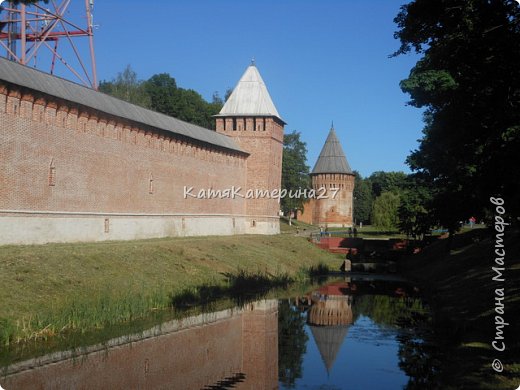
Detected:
[0,0,98,89]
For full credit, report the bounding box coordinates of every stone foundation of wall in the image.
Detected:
[0,213,280,245]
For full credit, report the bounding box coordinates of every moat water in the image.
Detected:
[1,276,440,389]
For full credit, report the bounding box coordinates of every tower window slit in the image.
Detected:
[48,159,56,186]
[149,173,154,194]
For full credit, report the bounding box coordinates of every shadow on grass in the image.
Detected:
[0,265,334,370]
[171,270,294,311]
[171,265,334,311]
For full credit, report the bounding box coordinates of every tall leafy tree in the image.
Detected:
[281,131,310,224]
[101,68,224,130]
[369,171,408,198]
[98,65,151,108]
[394,0,520,229]
[142,73,178,114]
[398,174,435,239]
[143,73,222,129]
[372,191,401,230]
[353,171,373,225]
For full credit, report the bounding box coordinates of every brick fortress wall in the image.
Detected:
[0,81,258,244]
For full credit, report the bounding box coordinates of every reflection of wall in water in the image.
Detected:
[2,300,278,390]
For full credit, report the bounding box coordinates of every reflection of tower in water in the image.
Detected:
[308,282,354,373]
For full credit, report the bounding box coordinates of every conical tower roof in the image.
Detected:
[309,325,349,373]
[312,127,352,175]
[218,63,283,122]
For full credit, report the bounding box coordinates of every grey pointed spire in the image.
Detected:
[312,127,352,174]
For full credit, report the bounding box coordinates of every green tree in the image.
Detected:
[143,73,222,129]
[142,73,177,114]
[98,65,151,108]
[369,171,408,198]
[102,68,225,130]
[372,191,401,230]
[393,0,520,229]
[353,171,373,225]
[281,131,310,224]
[398,174,434,239]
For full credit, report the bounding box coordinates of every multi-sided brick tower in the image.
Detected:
[299,125,355,227]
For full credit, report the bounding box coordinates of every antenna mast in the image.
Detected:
[0,0,98,89]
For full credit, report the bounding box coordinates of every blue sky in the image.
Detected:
[63,0,424,177]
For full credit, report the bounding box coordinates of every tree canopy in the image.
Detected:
[394,0,520,229]
[369,171,408,198]
[372,191,401,230]
[143,73,222,129]
[98,65,151,109]
[99,67,223,130]
[398,174,435,238]
[353,171,373,224]
[281,131,310,220]
[353,171,409,227]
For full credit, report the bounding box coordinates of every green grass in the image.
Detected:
[399,228,520,389]
[279,216,316,233]
[281,219,409,239]
[0,234,340,347]
[170,269,295,310]
[321,225,407,239]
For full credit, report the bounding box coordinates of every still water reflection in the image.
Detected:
[2,300,278,389]
[278,278,428,389]
[1,277,433,390]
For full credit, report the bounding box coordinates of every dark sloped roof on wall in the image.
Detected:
[312,127,353,174]
[0,57,245,155]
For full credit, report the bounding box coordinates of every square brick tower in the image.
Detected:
[215,62,285,234]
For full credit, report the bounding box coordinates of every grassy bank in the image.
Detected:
[279,216,316,234]
[399,228,520,389]
[0,234,341,346]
